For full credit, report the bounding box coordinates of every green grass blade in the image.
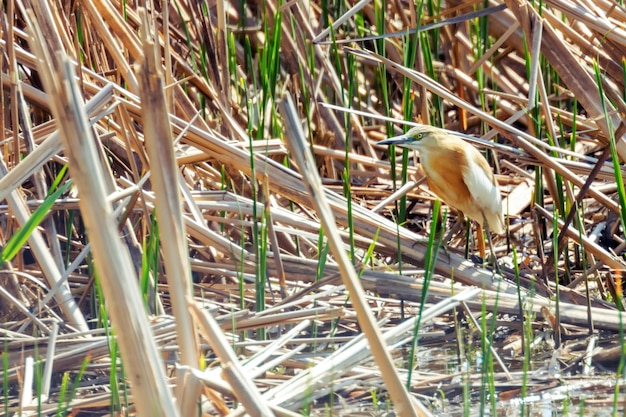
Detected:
[1,179,71,263]
[593,60,626,234]
[406,200,445,388]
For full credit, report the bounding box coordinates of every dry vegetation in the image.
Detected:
[2,0,626,415]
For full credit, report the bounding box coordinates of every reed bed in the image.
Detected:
[1,0,626,415]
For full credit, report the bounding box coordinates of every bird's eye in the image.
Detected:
[416,133,423,139]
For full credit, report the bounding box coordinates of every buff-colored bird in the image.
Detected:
[379,125,505,257]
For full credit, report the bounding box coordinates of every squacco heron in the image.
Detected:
[378,125,505,256]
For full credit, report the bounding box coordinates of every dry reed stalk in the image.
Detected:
[135,9,202,414]
[280,94,427,417]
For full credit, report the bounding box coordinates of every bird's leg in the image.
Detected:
[443,214,466,244]
[439,209,467,264]
[476,224,486,260]
[482,217,501,275]
[413,210,452,264]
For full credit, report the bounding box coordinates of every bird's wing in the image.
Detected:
[462,147,505,233]
[419,144,473,210]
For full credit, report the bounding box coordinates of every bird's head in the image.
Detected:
[377,126,443,149]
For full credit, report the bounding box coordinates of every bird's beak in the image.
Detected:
[377,134,411,146]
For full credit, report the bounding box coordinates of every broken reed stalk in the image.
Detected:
[279,94,427,417]
[25,2,180,416]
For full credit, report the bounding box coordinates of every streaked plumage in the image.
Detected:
[378,125,505,234]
